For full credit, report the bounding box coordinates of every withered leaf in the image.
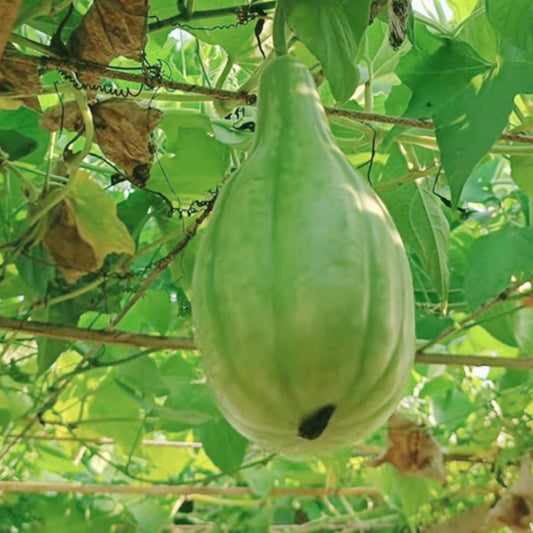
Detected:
[0,49,41,110]
[40,98,162,186]
[42,172,135,283]
[0,0,23,61]
[421,505,493,533]
[68,0,148,70]
[43,200,99,284]
[489,455,533,533]
[40,100,83,132]
[370,412,446,484]
[91,98,162,186]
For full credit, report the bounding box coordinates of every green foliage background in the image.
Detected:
[1,0,533,531]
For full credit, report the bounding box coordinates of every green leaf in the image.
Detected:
[0,129,37,160]
[181,0,269,65]
[478,301,520,347]
[0,265,31,299]
[87,379,143,451]
[434,58,531,206]
[356,19,405,93]
[67,172,135,263]
[510,156,533,196]
[0,380,33,421]
[416,310,454,341]
[0,108,49,164]
[513,307,533,354]
[149,111,230,201]
[431,385,473,431]
[486,0,533,53]
[286,0,372,102]
[447,0,479,22]
[195,415,248,473]
[397,23,490,119]
[116,190,157,241]
[34,301,81,372]
[135,290,173,335]
[13,246,54,298]
[241,465,276,497]
[116,357,170,397]
[395,20,533,204]
[464,227,533,307]
[128,499,169,533]
[381,179,450,301]
[155,383,216,431]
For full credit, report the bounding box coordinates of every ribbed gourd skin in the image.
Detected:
[192,55,415,454]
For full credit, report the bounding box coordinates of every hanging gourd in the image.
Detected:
[192,6,415,454]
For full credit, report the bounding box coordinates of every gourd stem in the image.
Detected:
[273,0,288,56]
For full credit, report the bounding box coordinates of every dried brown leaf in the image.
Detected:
[91,98,162,186]
[0,49,41,110]
[0,0,23,61]
[40,98,162,186]
[421,505,493,533]
[39,101,83,132]
[43,200,99,284]
[67,0,148,88]
[370,412,446,484]
[489,455,533,533]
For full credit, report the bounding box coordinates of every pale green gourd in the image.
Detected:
[192,55,415,454]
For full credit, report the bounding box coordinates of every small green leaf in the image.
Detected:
[0,129,37,160]
[431,386,473,431]
[0,108,49,163]
[447,0,479,22]
[14,245,55,297]
[241,465,276,497]
[195,415,248,473]
[136,290,173,335]
[464,227,533,307]
[183,0,269,65]
[67,172,135,262]
[87,379,143,451]
[513,307,533,354]
[128,499,169,533]
[286,0,372,102]
[381,179,450,301]
[479,302,520,348]
[510,156,533,196]
[34,301,81,372]
[149,111,230,200]
[416,310,454,341]
[155,383,217,431]
[116,190,157,241]
[116,357,170,397]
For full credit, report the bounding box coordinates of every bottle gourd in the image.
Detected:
[192,55,415,454]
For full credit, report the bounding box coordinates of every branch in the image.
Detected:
[2,317,533,368]
[0,480,380,498]
[5,52,256,104]
[416,352,533,369]
[109,196,215,327]
[418,277,533,353]
[0,316,194,351]
[4,434,202,447]
[3,433,497,464]
[0,0,23,61]
[7,52,533,146]
[325,107,533,145]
